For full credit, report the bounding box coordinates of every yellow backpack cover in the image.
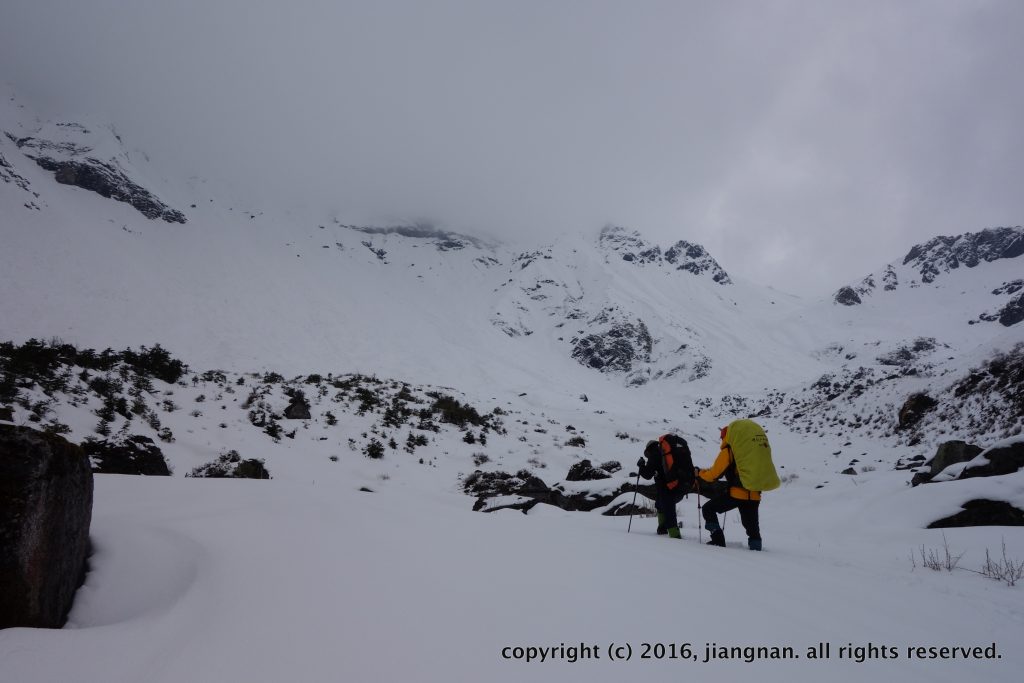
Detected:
[725,419,780,492]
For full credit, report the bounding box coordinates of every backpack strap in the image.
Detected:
[659,435,679,490]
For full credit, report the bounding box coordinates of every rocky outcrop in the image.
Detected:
[464,467,641,513]
[83,435,171,476]
[928,499,1024,528]
[598,226,732,284]
[995,293,1024,327]
[571,315,652,374]
[664,240,732,284]
[834,286,862,306]
[898,393,937,429]
[910,440,983,486]
[833,227,1023,304]
[956,439,1024,480]
[902,227,1024,282]
[0,425,93,629]
[33,157,186,223]
[565,459,612,481]
[283,390,312,420]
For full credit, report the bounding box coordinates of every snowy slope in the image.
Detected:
[2,86,1024,683]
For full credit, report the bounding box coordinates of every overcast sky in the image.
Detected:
[3,0,1023,295]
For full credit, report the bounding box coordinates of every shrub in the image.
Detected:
[364,439,385,459]
[188,450,270,479]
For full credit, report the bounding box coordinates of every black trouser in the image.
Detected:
[701,494,760,541]
[655,487,688,530]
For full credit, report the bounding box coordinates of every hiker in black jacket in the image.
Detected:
[637,435,694,539]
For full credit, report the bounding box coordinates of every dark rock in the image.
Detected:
[834,286,862,306]
[928,499,1024,528]
[600,460,622,474]
[664,240,732,284]
[0,406,13,422]
[898,393,937,429]
[566,459,611,481]
[878,338,937,366]
[910,471,933,487]
[992,279,1024,296]
[902,227,1024,283]
[82,435,171,476]
[33,157,186,223]
[0,425,93,628]
[928,440,982,477]
[958,440,1024,480]
[188,450,271,479]
[997,293,1024,327]
[841,467,858,475]
[602,500,650,516]
[283,390,312,420]
[571,318,652,373]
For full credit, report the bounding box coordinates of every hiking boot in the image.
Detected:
[667,526,681,539]
[656,513,666,535]
[707,529,726,547]
[748,538,762,551]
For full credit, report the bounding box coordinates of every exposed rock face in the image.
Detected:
[834,286,862,306]
[928,499,1024,528]
[996,293,1024,327]
[833,227,1023,304]
[0,425,93,629]
[598,226,732,284]
[898,393,937,429]
[33,157,186,223]
[0,151,33,193]
[571,312,652,375]
[902,227,1024,282]
[663,240,733,283]
[83,435,171,476]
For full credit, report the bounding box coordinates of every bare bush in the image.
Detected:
[979,539,1024,587]
[912,534,964,572]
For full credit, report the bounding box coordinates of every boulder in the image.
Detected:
[283,390,311,420]
[0,425,93,628]
[929,440,982,477]
[928,499,1024,528]
[897,393,937,429]
[565,459,611,481]
[834,286,862,306]
[83,435,171,476]
[997,293,1024,327]
[958,440,1024,480]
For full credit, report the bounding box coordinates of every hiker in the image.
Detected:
[695,419,780,551]
[636,434,695,539]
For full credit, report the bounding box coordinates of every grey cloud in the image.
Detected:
[2,0,1022,295]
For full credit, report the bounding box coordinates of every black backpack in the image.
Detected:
[655,433,695,493]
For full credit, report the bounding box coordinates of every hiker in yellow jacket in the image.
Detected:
[695,419,779,551]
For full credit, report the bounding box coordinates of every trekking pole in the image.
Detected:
[627,470,641,533]
[696,490,702,544]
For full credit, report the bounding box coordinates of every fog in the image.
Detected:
[3,0,1023,294]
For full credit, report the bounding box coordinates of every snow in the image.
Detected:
[2,86,1024,682]
[1,472,1022,683]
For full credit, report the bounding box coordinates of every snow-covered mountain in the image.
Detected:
[3,79,1024,683]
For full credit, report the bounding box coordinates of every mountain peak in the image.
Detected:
[597,225,731,284]
[901,226,1024,283]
